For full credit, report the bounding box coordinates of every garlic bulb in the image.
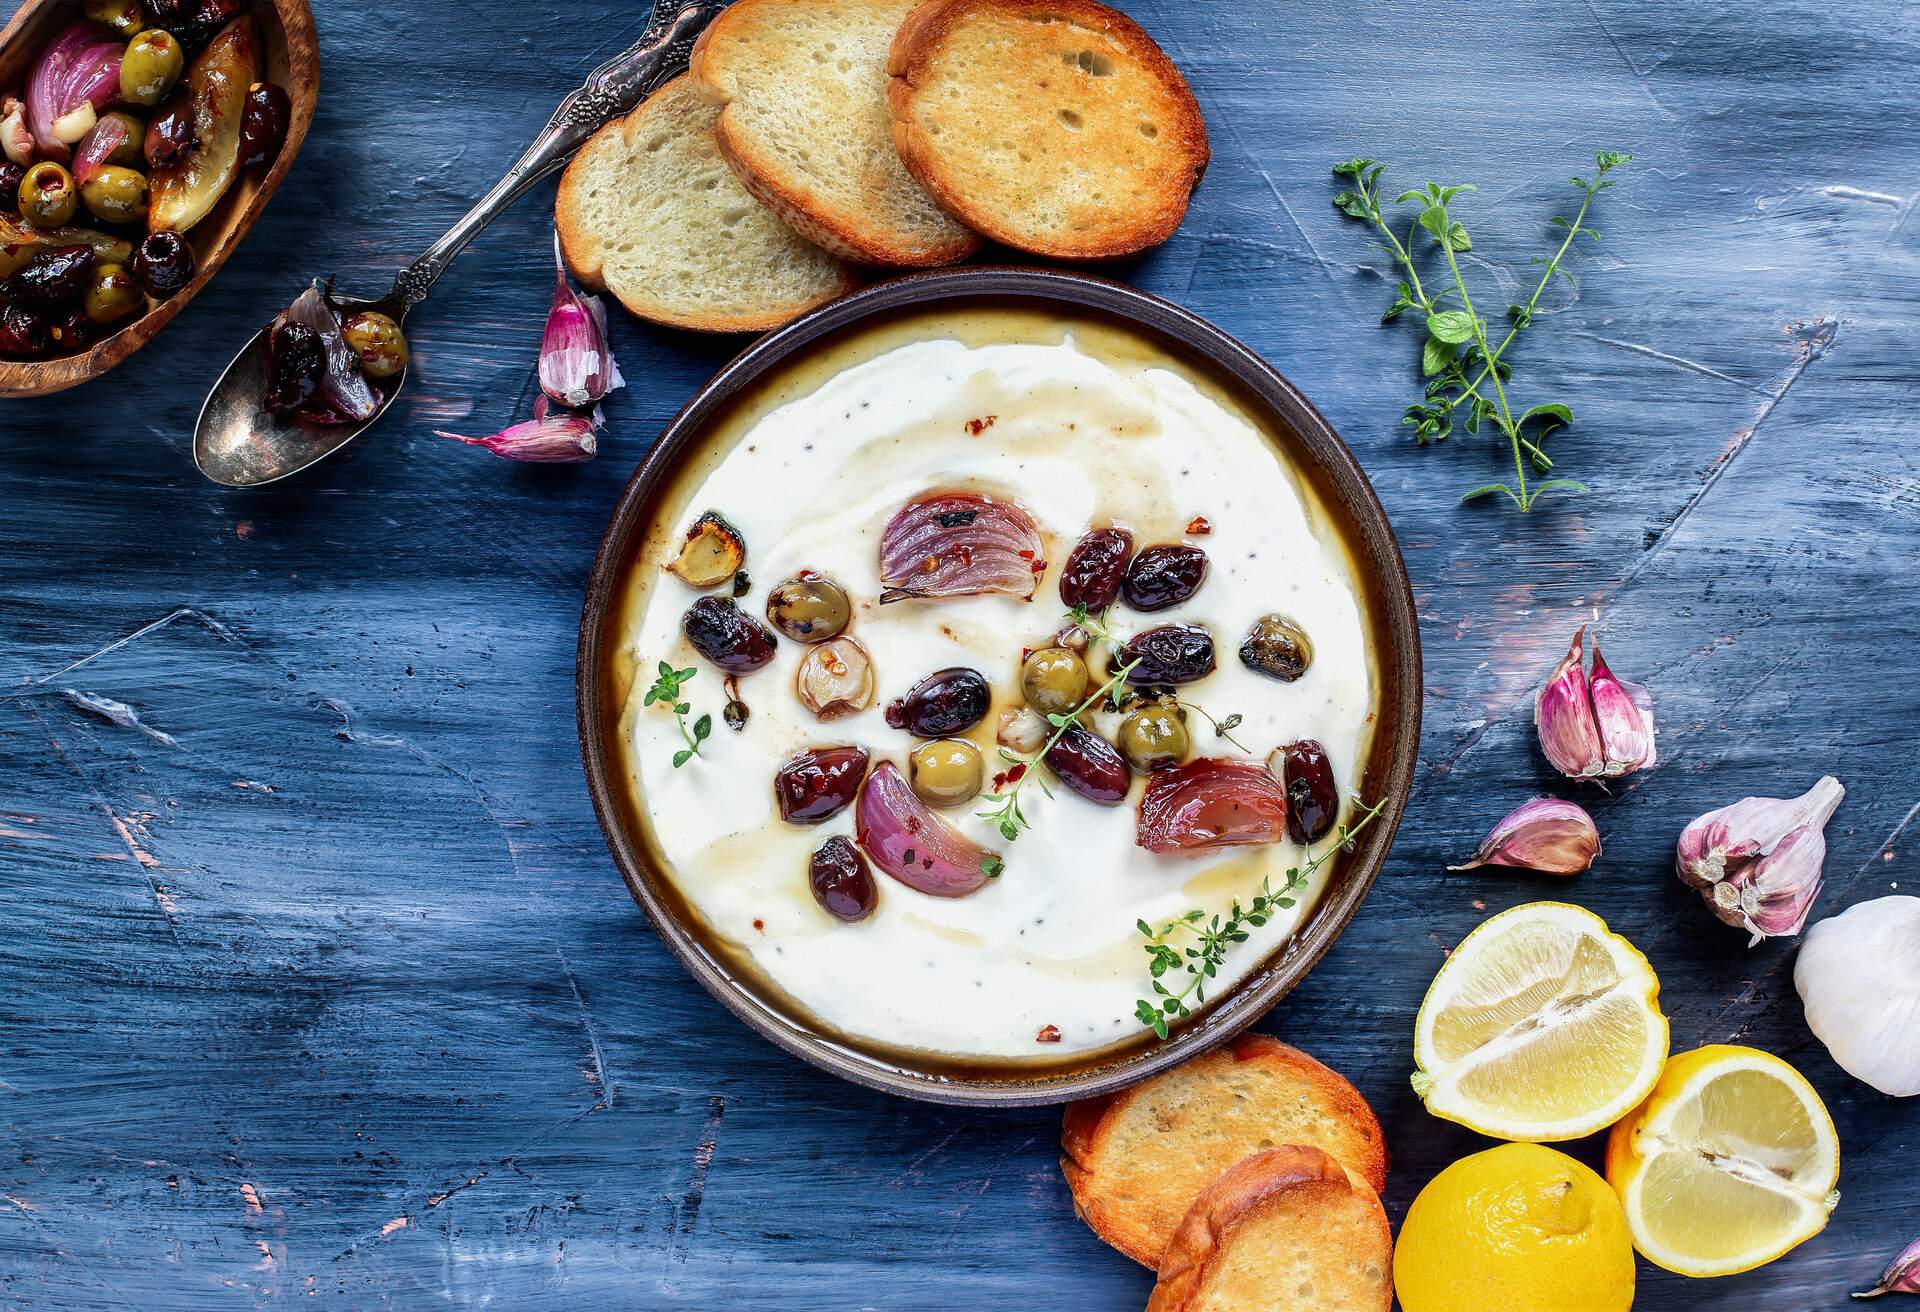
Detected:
[1794,896,1920,1097]
[1678,777,1843,943]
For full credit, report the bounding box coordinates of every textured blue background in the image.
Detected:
[3,0,1917,1306]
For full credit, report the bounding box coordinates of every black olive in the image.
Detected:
[131,231,194,299]
[4,245,95,306]
[1117,624,1216,686]
[264,321,323,415]
[884,667,991,737]
[238,81,290,169]
[0,161,23,212]
[1122,544,1209,612]
[0,303,53,357]
[1240,614,1314,682]
[809,835,877,923]
[1043,724,1130,805]
[773,745,869,824]
[153,0,243,50]
[1059,527,1134,612]
[145,93,197,171]
[1281,739,1339,845]
[682,596,778,674]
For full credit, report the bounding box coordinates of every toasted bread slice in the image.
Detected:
[1061,1035,1386,1268]
[688,0,979,267]
[1146,1147,1393,1312]
[886,0,1208,259]
[554,76,857,333]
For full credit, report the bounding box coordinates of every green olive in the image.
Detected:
[909,738,984,808]
[79,165,149,226]
[19,162,77,228]
[81,262,143,325]
[340,310,408,379]
[85,0,145,35]
[1239,614,1314,682]
[766,572,852,642]
[120,30,184,108]
[1021,646,1088,717]
[93,111,147,167]
[1117,697,1190,774]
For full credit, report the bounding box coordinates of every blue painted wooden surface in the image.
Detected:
[3,0,1916,1306]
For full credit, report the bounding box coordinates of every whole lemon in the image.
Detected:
[1394,1143,1634,1312]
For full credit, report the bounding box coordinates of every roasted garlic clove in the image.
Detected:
[796,636,875,719]
[665,510,745,589]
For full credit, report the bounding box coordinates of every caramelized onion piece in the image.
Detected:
[1137,758,1289,856]
[795,636,875,719]
[878,491,1044,602]
[855,762,995,897]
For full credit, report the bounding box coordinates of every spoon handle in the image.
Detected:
[387,0,725,310]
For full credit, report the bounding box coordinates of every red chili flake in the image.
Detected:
[906,816,923,834]
[1036,1025,1062,1043]
[752,919,765,932]
[1186,516,1212,535]
[964,415,998,436]
[1030,556,1048,576]
[1006,763,1027,783]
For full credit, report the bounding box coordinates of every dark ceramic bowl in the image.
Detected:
[578,267,1422,1106]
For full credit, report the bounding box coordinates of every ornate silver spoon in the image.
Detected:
[192,0,722,488]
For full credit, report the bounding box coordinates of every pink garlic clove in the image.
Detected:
[1855,1234,1920,1298]
[1450,797,1601,875]
[1534,627,1607,778]
[435,409,599,463]
[539,231,624,409]
[1588,641,1656,774]
[1676,776,1844,946]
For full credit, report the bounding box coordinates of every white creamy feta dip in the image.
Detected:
[618,316,1375,1061]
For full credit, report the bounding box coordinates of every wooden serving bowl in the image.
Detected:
[578,268,1424,1106]
[0,0,316,398]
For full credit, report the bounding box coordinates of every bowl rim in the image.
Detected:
[577,266,1423,1106]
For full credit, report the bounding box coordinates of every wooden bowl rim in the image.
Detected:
[0,0,317,399]
[576,267,1423,1106]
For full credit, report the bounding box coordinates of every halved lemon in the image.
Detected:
[1606,1045,1840,1277]
[1412,902,1669,1141]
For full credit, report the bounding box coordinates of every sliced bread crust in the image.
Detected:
[689,0,979,267]
[554,75,857,333]
[1061,1034,1386,1268]
[1146,1147,1394,1312]
[887,0,1208,259]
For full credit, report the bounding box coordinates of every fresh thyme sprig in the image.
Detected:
[1331,150,1630,511]
[1181,702,1248,753]
[1133,796,1388,1039]
[976,656,1143,868]
[643,660,711,768]
[1065,602,1135,710]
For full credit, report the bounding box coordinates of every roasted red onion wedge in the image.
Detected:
[266,286,380,424]
[878,491,1045,603]
[1137,758,1290,856]
[855,762,995,897]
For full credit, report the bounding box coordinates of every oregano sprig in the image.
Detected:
[1133,797,1388,1038]
[643,660,711,768]
[1331,150,1630,511]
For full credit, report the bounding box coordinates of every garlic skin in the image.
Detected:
[1534,627,1656,781]
[1796,895,1920,1097]
[1677,776,1844,945]
[540,231,625,409]
[1449,797,1601,875]
[1855,1233,1920,1298]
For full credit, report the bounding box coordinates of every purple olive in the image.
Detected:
[1117,624,1216,686]
[1044,724,1130,805]
[1059,527,1134,612]
[1280,738,1339,845]
[809,835,877,923]
[144,93,197,171]
[45,307,91,354]
[238,81,289,169]
[131,231,194,299]
[0,162,23,212]
[264,321,323,415]
[773,745,870,825]
[682,597,777,674]
[0,303,53,357]
[5,245,95,306]
[1122,544,1209,612]
[884,667,990,737]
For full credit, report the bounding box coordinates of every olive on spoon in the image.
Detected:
[192,2,720,488]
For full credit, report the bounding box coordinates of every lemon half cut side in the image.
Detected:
[1606,1045,1840,1278]
[1412,902,1670,1142]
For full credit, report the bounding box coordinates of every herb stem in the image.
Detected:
[978,656,1142,845]
[1438,237,1529,508]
